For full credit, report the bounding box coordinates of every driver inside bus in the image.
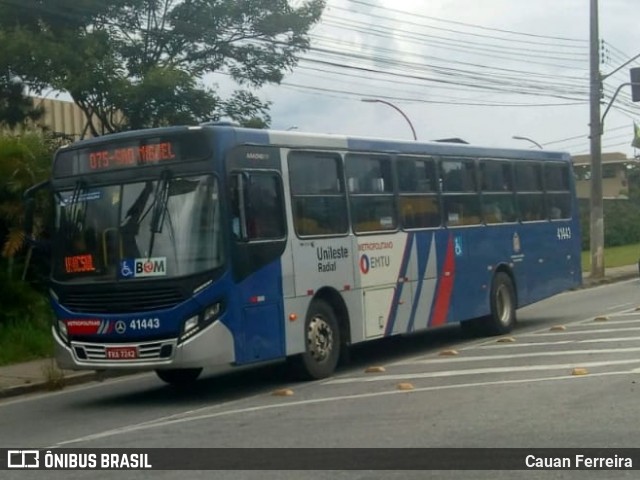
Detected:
[120,181,153,257]
[230,182,241,238]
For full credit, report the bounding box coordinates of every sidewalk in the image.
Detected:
[0,358,127,399]
[1,264,638,400]
[580,263,638,288]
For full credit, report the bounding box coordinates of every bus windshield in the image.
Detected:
[53,174,223,282]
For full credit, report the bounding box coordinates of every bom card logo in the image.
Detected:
[119,257,167,279]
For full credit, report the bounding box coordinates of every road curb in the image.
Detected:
[579,271,638,289]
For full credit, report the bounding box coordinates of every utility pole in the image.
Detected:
[589,0,604,279]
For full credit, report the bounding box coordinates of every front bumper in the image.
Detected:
[53,320,236,371]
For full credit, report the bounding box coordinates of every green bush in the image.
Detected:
[579,198,640,250]
[0,273,51,324]
[0,316,53,365]
[0,271,53,364]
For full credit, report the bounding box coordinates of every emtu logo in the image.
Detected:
[7,450,39,468]
[359,254,370,274]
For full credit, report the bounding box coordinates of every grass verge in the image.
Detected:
[0,316,53,366]
[581,242,640,271]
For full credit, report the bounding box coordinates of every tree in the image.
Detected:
[0,78,45,129]
[0,0,325,135]
[626,163,640,204]
[0,132,58,280]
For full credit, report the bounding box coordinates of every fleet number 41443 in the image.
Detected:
[130,318,160,330]
[556,227,572,240]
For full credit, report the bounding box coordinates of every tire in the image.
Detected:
[477,272,516,336]
[291,299,341,380]
[155,368,202,387]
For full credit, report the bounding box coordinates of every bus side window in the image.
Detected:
[288,151,348,237]
[346,153,396,233]
[545,163,571,220]
[515,162,545,221]
[441,157,481,226]
[480,159,516,224]
[397,156,441,229]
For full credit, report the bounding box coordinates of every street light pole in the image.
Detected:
[512,136,543,149]
[361,98,417,140]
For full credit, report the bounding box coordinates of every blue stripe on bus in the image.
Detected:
[384,233,414,336]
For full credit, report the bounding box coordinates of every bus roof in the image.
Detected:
[59,124,571,162]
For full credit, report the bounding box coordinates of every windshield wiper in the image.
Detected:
[65,180,87,242]
[146,170,172,259]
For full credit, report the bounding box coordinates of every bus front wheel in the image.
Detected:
[155,368,202,387]
[480,272,516,336]
[291,299,341,380]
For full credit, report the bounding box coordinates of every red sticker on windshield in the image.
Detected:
[64,254,96,273]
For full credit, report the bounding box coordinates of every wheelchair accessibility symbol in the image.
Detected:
[454,236,464,257]
[120,261,134,278]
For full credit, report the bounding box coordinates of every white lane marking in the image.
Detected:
[478,335,640,349]
[385,313,611,369]
[605,303,634,311]
[51,370,636,448]
[518,326,640,337]
[389,307,639,369]
[393,346,640,366]
[574,318,640,327]
[324,359,640,385]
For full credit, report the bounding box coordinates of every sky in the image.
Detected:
[236,0,640,158]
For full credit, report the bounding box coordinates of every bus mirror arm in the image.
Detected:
[24,198,35,238]
[23,180,50,239]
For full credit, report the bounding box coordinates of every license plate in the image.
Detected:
[105,346,138,360]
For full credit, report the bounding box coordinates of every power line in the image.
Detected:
[321,17,589,69]
[343,0,589,44]
[278,80,586,107]
[297,50,588,100]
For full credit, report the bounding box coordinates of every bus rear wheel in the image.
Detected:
[155,368,202,387]
[478,272,516,336]
[291,299,341,380]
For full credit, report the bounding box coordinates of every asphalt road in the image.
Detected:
[2,278,640,479]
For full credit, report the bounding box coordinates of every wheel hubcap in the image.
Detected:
[496,284,512,326]
[307,315,333,363]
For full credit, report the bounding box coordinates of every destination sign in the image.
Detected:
[53,131,211,177]
[86,142,176,171]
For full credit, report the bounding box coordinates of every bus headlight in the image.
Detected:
[180,302,223,342]
[203,303,221,322]
[183,315,199,335]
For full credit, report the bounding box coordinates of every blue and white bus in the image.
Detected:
[27,123,582,385]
